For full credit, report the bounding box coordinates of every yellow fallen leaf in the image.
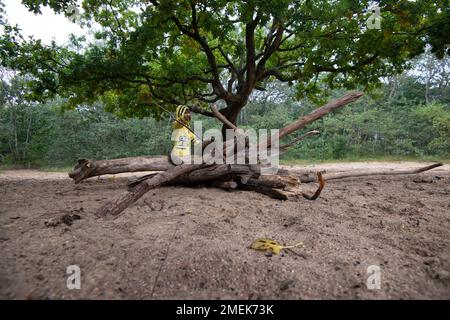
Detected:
[250,238,303,255]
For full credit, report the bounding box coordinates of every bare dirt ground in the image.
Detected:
[0,162,449,299]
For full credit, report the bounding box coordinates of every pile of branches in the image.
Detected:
[68,92,442,218]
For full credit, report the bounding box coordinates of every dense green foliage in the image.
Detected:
[0,0,449,119]
[0,82,173,166]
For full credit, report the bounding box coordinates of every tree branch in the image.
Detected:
[188,104,215,117]
[243,11,262,95]
[256,25,284,77]
[210,104,238,130]
[299,163,444,183]
[314,53,380,73]
[260,91,364,149]
[280,130,320,150]
[169,3,227,97]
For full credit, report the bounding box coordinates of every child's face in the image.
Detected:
[183,110,192,121]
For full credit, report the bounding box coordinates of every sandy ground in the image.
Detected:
[0,162,449,299]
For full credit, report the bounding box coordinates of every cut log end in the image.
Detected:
[68,159,96,184]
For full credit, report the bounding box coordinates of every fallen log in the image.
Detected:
[69,156,173,184]
[244,174,300,189]
[238,172,325,200]
[238,184,295,200]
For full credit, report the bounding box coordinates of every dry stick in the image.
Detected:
[279,91,364,140]
[299,162,444,183]
[280,130,320,150]
[284,248,307,259]
[256,92,363,199]
[96,163,205,218]
[150,225,178,299]
[154,102,201,139]
[324,162,444,181]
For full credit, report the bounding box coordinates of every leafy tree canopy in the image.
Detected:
[0,0,449,122]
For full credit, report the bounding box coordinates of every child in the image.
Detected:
[170,105,199,165]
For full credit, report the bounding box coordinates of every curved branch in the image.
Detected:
[280,130,320,150]
[302,172,325,200]
[257,68,296,82]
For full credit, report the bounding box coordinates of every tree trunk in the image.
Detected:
[69,156,173,184]
[221,101,244,137]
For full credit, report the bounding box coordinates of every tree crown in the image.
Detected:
[1,0,449,120]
